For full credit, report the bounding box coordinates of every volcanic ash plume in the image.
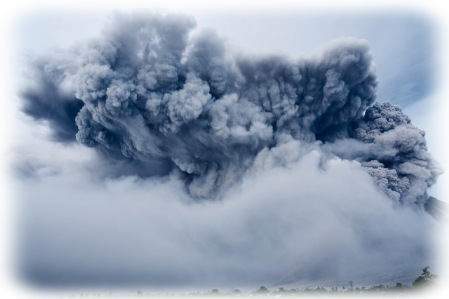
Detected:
[20,12,441,204]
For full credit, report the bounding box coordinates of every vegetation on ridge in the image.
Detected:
[13,267,449,299]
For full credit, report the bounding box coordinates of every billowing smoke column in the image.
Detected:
[355,102,441,204]
[21,12,441,204]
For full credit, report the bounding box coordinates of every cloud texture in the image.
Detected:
[20,12,441,204]
[15,11,443,289]
[15,146,438,289]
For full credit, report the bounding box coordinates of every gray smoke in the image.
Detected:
[20,11,440,204]
[20,56,84,142]
[354,102,442,204]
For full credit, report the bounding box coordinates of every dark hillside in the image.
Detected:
[425,197,448,220]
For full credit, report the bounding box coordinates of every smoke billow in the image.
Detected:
[20,12,441,204]
[14,11,444,289]
[354,102,441,204]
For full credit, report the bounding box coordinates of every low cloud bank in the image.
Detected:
[14,139,437,289]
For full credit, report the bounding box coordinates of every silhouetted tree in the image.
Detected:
[255,286,269,294]
[413,266,438,288]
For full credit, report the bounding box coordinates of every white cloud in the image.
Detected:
[14,137,438,291]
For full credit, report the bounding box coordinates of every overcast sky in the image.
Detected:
[2,1,449,298]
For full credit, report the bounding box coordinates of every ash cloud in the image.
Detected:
[20,57,84,142]
[354,102,442,204]
[22,11,438,204]
[14,11,444,290]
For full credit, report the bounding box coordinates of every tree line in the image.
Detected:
[14,267,449,299]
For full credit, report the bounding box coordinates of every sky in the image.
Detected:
[1,0,449,298]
